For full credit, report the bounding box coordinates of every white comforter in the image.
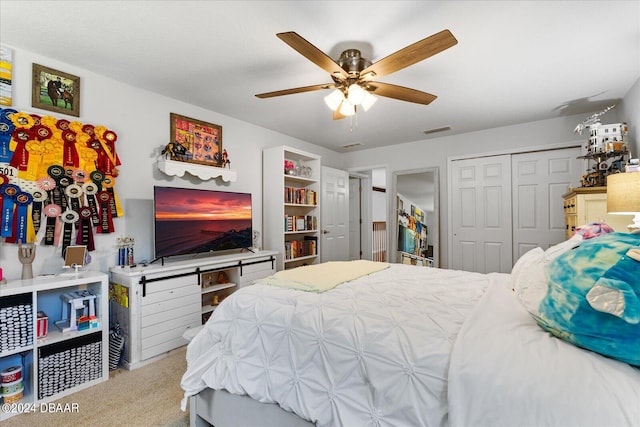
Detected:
[448,278,640,427]
[181,264,497,427]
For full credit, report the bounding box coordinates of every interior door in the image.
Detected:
[321,166,349,262]
[451,155,513,273]
[511,147,582,259]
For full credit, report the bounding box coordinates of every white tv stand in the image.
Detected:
[109,250,276,370]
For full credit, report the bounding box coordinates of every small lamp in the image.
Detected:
[607,172,640,231]
[324,89,345,111]
[339,99,356,117]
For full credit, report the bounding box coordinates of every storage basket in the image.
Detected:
[108,329,124,371]
[38,333,102,399]
[0,294,33,353]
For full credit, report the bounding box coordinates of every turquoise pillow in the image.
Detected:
[538,232,640,366]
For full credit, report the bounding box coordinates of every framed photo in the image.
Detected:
[169,113,222,166]
[32,63,80,117]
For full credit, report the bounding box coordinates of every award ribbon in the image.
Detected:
[0,109,17,162]
[48,165,67,212]
[96,190,114,233]
[65,183,83,212]
[102,175,122,217]
[42,204,62,246]
[1,184,20,238]
[9,128,32,174]
[72,168,88,183]
[56,119,70,131]
[90,170,104,189]
[6,192,34,244]
[62,129,80,167]
[30,188,48,234]
[76,206,95,251]
[82,181,100,226]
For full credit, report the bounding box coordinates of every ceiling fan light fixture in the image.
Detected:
[339,100,356,116]
[361,91,377,111]
[324,89,345,111]
[347,84,366,105]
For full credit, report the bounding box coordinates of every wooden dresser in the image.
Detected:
[562,187,633,238]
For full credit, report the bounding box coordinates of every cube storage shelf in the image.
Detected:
[0,272,109,421]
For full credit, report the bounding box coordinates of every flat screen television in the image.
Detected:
[153,186,253,260]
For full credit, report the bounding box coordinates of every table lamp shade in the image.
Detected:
[607,172,640,215]
[607,172,640,231]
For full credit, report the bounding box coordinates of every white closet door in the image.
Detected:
[511,147,582,260]
[451,155,513,273]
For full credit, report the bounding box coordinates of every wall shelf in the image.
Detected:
[157,158,237,182]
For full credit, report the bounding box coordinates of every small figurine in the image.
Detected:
[221,149,230,168]
[161,141,189,161]
[18,243,36,280]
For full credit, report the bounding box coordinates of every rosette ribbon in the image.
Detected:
[9,128,32,177]
[1,184,20,237]
[102,175,123,218]
[47,165,68,212]
[30,188,48,234]
[6,191,35,244]
[0,108,17,162]
[42,203,62,246]
[65,183,83,212]
[82,181,100,226]
[96,190,114,233]
[76,206,95,251]
[61,129,80,167]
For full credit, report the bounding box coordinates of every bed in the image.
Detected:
[181,236,640,427]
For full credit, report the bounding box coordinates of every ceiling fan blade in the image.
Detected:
[360,29,458,81]
[277,32,349,80]
[333,105,347,120]
[366,82,437,105]
[256,83,336,99]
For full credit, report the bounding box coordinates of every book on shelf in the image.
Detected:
[284,215,317,232]
[284,187,317,205]
[284,236,318,260]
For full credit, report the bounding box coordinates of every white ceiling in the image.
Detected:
[1,1,639,153]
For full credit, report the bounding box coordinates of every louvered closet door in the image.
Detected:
[511,147,581,260]
[451,155,512,273]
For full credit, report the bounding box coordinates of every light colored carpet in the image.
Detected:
[2,346,189,427]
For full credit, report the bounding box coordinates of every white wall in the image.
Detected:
[341,114,595,268]
[620,76,640,159]
[371,168,386,222]
[0,45,345,280]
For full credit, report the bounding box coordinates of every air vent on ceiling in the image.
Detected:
[341,142,363,149]
[423,126,451,135]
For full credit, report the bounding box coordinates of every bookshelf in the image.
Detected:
[263,146,321,270]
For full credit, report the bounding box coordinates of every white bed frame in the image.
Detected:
[190,388,315,427]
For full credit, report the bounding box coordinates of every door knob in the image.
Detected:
[322,230,330,234]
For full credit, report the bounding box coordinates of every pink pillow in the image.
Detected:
[573,222,615,240]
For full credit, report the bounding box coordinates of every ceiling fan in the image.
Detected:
[255,30,458,120]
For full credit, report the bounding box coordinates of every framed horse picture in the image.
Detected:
[32,63,80,117]
[168,113,223,167]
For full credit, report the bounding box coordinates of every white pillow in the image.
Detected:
[543,234,582,261]
[511,247,544,288]
[511,247,547,317]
